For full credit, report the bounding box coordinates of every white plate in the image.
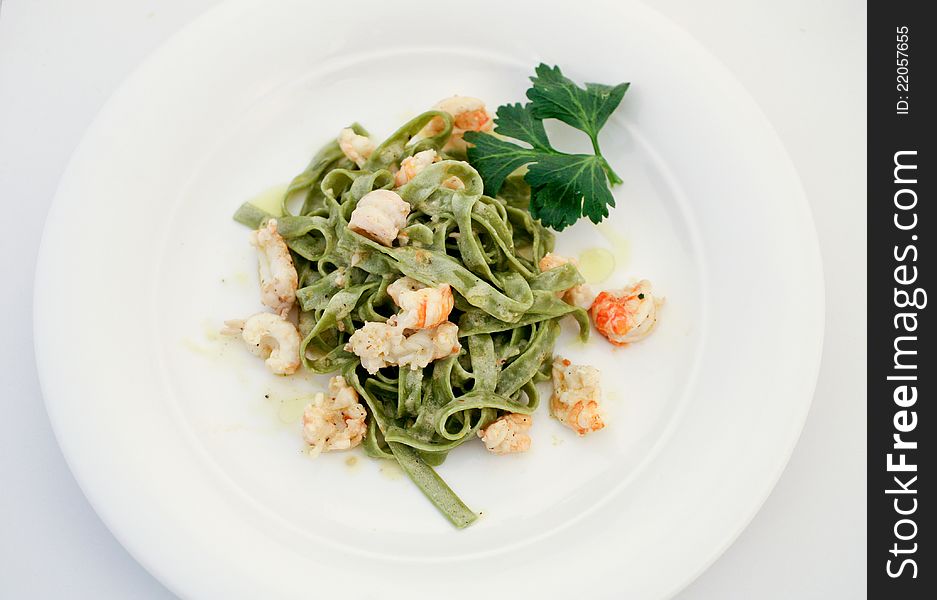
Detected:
[34,0,824,598]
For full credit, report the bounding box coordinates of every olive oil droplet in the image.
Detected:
[247,183,289,217]
[578,247,616,283]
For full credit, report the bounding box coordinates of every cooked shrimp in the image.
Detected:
[393,320,461,369]
[538,252,595,310]
[478,413,532,454]
[590,280,662,345]
[395,149,439,187]
[348,189,411,246]
[302,375,368,457]
[565,285,596,311]
[418,95,494,153]
[345,319,461,374]
[393,151,466,190]
[250,219,298,317]
[550,357,604,436]
[338,127,375,168]
[386,276,454,329]
[222,312,301,375]
[442,176,465,191]
[538,253,568,272]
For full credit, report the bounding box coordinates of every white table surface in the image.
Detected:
[0,0,866,597]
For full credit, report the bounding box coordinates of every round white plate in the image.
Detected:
[34,0,824,598]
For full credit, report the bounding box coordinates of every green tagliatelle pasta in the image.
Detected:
[234,111,589,528]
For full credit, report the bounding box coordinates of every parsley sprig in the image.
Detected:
[465,64,629,231]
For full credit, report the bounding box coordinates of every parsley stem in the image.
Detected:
[600,157,623,186]
[590,134,603,156]
[603,162,623,186]
[590,135,622,186]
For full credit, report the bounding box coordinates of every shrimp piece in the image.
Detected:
[391,320,461,370]
[345,321,405,374]
[418,95,494,153]
[442,176,465,191]
[348,189,411,246]
[590,280,662,345]
[393,149,465,190]
[395,149,440,187]
[550,357,604,436]
[250,219,298,318]
[393,151,465,190]
[338,127,375,168]
[222,312,301,375]
[565,285,596,311]
[538,252,595,310]
[386,276,454,329]
[478,413,532,454]
[345,320,461,374]
[302,375,368,457]
[538,253,568,272]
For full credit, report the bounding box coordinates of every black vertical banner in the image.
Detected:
[869,2,933,597]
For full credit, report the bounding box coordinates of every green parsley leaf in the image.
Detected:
[463,121,539,196]
[526,154,615,226]
[491,102,551,151]
[465,64,629,231]
[527,64,629,149]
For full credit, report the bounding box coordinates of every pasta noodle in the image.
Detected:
[234,111,589,527]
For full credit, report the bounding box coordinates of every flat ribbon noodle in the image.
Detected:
[233,111,589,529]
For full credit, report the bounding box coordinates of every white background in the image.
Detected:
[0,0,866,598]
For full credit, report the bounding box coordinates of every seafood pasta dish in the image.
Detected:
[223,65,663,528]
